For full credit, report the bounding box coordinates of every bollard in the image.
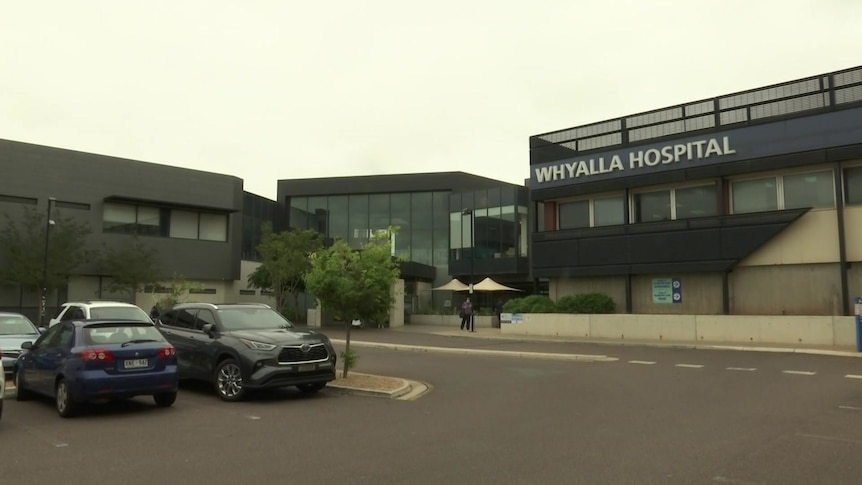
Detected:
[856,297,862,352]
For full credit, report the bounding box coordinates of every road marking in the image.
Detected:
[796,433,862,445]
[782,370,816,376]
[845,374,862,380]
[628,360,655,365]
[839,405,862,411]
[726,367,757,372]
[246,415,262,420]
[675,364,704,368]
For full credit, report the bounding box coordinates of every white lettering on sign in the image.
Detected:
[535,136,736,184]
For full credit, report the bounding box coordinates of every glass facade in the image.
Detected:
[451,186,529,262]
[242,192,278,260]
[288,191,452,263]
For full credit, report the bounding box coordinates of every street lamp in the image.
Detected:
[40,197,56,327]
[461,208,475,332]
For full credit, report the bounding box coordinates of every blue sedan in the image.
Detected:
[15,319,179,418]
[0,312,45,378]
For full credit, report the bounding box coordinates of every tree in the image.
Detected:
[249,223,323,317]
[99,235,163,302]
[150,273,203,311]
[304,229,401,377]
[0,205,93,308]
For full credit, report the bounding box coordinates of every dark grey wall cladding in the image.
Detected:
[531,209,808,278]
[277,171,517,201]
[0,139,243,281]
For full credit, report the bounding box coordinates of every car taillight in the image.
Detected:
[158,346,177,358]
[80,349,114,362]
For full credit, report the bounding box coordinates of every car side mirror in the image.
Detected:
[21,341,33,350]
[202,323,217,338]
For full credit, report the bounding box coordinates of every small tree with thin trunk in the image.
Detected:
[249,223,323,318]
[304,229,400,377]
[99,235,163,303]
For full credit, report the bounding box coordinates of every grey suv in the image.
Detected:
[155,303,336,401]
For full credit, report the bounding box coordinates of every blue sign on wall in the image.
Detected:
[652,278,682,304]
[530,106,862,188]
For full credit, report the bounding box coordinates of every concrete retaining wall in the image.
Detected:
[492,313,857,348]
[409,314,495,328]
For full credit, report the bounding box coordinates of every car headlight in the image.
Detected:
[238,338,277,351]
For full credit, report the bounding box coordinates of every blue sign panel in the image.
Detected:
[672,278,682,304]
[530,106,862,188]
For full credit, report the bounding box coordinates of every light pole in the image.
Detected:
[40,197,56,327]
[462,208,475,332]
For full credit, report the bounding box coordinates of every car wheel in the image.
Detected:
[215,359,246,402]
[153,391,177,407]
[55,378,80,418]
[15,370,34,401]
[297,382,326,393]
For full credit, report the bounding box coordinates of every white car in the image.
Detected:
[48,300,152,327]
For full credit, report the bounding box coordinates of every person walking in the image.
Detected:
[459,297,473,331]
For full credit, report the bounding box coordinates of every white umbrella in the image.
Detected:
[472,277,523,292]
[432,278,470,291]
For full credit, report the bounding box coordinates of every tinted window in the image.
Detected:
[89,306,150,321]
[195,310,217,331]
[558,200,589,229]
[159,309,178,326]
[32,324,61,349]
[63,306,85,320]
[83,324,166,345]
[216,307,293,331]
[783,171,834,209]
[635,190,671,222]
[0,315,39,335]
[45,324,74,348]
[732,177,778,214]
[593,197,625,226]
[172,309,198,329]
[675,185,718,219]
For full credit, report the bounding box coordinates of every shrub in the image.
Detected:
[557,293,615,314]
[503,295,556,313]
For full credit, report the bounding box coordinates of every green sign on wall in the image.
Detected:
[652,278,682,304]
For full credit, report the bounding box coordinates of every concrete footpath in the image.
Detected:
[320,324,862,360]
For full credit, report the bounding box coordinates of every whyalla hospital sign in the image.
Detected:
[530,106,862,188]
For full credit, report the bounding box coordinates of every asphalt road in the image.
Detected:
[2,330,862,484]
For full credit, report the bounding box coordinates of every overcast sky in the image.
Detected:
[2,1,860,199]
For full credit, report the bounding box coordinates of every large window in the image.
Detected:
[104,202,228,241]
[845,167,862,205]
[633,184,717,222]
[558,195,625,229]
[731,170,834,214]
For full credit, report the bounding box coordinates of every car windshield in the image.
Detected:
[0,315,39,335]
[90,306,151,321]
[216,307,294,331]
[83,324,166,345]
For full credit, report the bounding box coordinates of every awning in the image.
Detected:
[431,278,470,291]
[472,277,523,292]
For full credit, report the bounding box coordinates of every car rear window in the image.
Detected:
[90,306,151,322]
[83,324,167,345]
[0,315,38,335]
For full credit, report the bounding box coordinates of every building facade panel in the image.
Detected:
[529,65,862,315]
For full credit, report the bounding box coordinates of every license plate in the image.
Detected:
[297,364,316,372]
[124,359,149,369]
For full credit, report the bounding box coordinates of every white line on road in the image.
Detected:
[839,405,862,411]
[246,415,262,420]
[782,370,816,375]
[726,367,757,371]
[628,360,656,365]
[675,364,704,368]
[845,374,862,380]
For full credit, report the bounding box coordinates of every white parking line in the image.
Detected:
[838,405,862,411]
[628,360,656,365]
[726,367,757,371]
[845,374,862,380]
[675,364,704,368]
[782,370,816,375]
